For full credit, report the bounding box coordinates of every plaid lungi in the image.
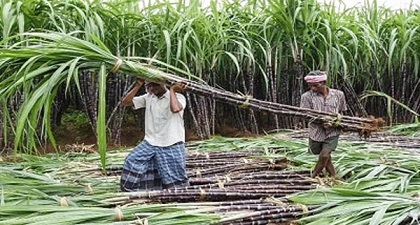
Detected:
[120,140,188,192]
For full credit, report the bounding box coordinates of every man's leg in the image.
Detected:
[155,143,189,189]
[308,139,323,178]
[312,148,332,178]
[325,155,336,177]
[120,141,161,191]
[323,136,339,178]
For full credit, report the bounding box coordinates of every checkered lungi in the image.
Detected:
[120,140,188,192]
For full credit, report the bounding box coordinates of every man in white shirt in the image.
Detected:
[120,79,189,191]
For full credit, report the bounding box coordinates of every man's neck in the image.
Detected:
[321,86,329,97]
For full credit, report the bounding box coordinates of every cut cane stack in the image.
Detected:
[104,150,319,224]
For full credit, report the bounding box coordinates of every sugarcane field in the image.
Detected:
[1,0,420,224]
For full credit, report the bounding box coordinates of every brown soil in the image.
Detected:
[33,123,258,154]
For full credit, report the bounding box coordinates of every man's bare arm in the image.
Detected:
[169,83,187,113]
[122,80,144,107]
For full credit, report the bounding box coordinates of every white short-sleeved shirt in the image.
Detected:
[132,90,186,147]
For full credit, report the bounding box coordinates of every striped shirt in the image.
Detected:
[300,88,347,142]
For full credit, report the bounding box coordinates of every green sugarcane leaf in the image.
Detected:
[369,204,390,225]
[365,164,387,178]
[97,64,107,170]
[1,187,4,206]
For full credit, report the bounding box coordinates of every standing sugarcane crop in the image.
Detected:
[300,70,347,179]
[120,79,189,191]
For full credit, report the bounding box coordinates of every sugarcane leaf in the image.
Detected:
[391,211,411,225]
[369,204,390,225]
[223,51,240,76]
[304,217,333,225]
[66,57,83,93]
[89,33,111,54]
[332,188,379,197]
[0,167,57,184]
[97,64,107,170]
[163,29,172,63]
[1,187,4,206]
[360,90,419,118]
[365,164,387,178]
[348,179,396,191]
[316,201,384,218]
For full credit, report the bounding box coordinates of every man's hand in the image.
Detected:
[322,121,333,129]
[136,79,144,86]
[323,121,344,129]
[122,79,144,107]
[295,121,304,129]
[170,82,187,93]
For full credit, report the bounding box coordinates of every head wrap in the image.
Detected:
[304,70,327,83]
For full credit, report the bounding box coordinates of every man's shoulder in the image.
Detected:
[301,90,313,98]
[133,93,150,100]
[330,88,345,96]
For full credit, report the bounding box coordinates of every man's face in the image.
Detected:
[145,82,166,96]
[308,82,325,93]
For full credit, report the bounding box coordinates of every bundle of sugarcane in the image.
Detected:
[143,69,385,135]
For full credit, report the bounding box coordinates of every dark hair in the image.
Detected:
[145,82,160,87]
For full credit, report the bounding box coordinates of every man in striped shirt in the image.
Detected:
[300,71,347,178]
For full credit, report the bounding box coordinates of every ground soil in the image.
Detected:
[40,121,259,154]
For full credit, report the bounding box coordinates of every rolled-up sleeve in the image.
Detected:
[133,94,148,109]
[176,93,187,109]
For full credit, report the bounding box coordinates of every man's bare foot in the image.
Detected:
[311,172,325,178]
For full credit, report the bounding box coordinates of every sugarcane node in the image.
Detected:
[264,196,287,207]
[60,197,69,207]
[195,169,202,178]
[86,183,93,193]
[240,95,252,109]
[114,206,124,221]
[216,179,225,188]
[143,218,150,225]
[110,58,123,73]
[199,188,207,201]
[296,203,309,214]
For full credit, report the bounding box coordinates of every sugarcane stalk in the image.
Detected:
[225,218,295,225]
[141,70,384,134]
[229,185,315,191]
[219,207,305,223]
